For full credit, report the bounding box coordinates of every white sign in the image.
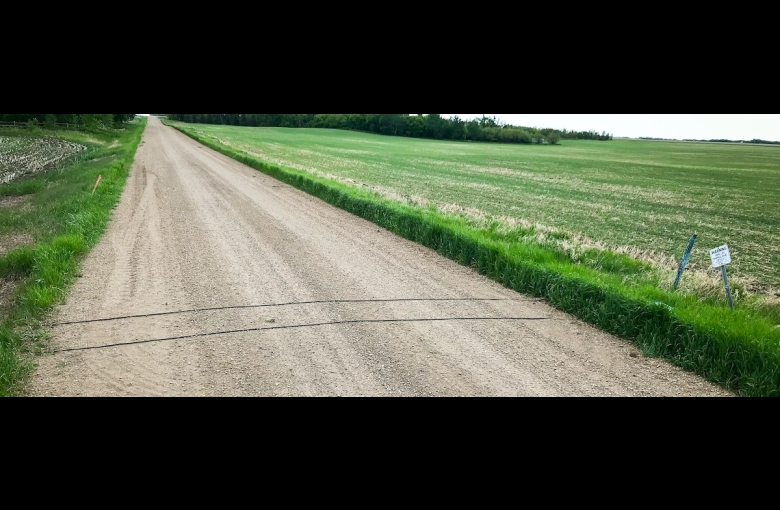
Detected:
[710,245,732,268]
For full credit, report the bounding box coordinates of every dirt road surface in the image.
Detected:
[28,118,731,396]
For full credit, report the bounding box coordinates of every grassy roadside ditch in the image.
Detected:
[0,118,146,395]
[169,121,780,397]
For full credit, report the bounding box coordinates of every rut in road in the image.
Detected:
[29,117,732,396]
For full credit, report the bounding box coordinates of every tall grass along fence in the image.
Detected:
[0,121,81,130]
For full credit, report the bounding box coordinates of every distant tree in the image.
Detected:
[450,116,466,140]
[44,114,57,130]
[465,120,481,140]
[425,114,447,139]
[80,114,99,130]
[113,114,136,123]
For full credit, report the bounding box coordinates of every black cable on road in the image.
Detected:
[51,316,552,354]
[50,297,538,327]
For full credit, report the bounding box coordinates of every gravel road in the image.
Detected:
[29,117,731,396]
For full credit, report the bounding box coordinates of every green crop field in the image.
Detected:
[173,123,780,297]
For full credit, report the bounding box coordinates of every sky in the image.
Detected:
[440,114,780,141]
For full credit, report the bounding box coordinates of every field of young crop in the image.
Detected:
[169,123,780,301]
[0,136,86,184]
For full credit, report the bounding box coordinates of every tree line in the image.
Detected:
[640,136,780,146]
[0,114,136,129]
[685,138,780,146]
[166,114,613,145]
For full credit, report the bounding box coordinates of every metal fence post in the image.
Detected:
[674,234,697,289]
[721,266,734,309]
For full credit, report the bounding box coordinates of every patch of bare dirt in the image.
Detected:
[0,232,33,257]
[0,196,30,209]
[0,277,19,314]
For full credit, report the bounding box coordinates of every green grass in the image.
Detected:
[0,119,146,396]
[0,179,46,196]
[167,120,780,396]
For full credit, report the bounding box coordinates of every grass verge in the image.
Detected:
[0,119,146,396]
[169,121,780,397]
